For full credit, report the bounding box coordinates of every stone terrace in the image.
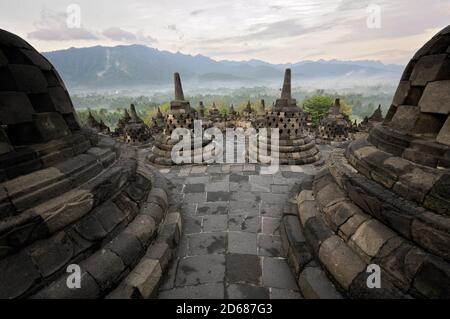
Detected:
[154,145,333,299]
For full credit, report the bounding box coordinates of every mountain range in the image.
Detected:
[42,44,405,91]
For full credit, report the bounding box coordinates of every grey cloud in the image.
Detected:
[28,8,98,41]
[190,9,204,16]
[103,27,137,41]
[103,27,157,44]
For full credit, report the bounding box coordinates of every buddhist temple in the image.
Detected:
[249,69,321,165]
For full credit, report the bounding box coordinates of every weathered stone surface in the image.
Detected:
[227,284,269,299]
[411,212,450,260]
[226,253,261,285]
[412,255,450,298]
[392,81,411,106]
[419,80,450,114]
[0,92,35,124]
[390,105,421,133]
[145,243,172,270]
[29,231,74,277]
[125,259,162,298]
[298,266,342,299]
[298,200,318,226]
[410,54,447,86]
[262,257,298,290]
[82,249,125,290]
[437,116,450,146]
[48,87,73,114]
[33,269,101,299]
[0,251,40,298]
[350,219,397,260]
[304,217,333,254]
[175,254,225,286]
[318,236,366,289]
[106,232,143,267]
[9,64,47,93]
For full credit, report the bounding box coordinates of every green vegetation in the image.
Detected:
[72,86,393,129]
[303,96,334,124]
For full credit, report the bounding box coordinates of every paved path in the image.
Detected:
[155,157,327,299]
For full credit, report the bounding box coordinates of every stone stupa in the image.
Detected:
[282,26,450,299]
[249,69,321,165]
[316,98,352,144]
[0,29,179,299]
[123,103,151,144]
[147,73,219,165]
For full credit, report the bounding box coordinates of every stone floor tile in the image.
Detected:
[228,232,257,255]
[227,284,269,299]
[228,214,261,233]
[226,253,261,285]
[188,232,227,256]
[175,254,225,287]
[203,215,228,232]
[262,257,298,290]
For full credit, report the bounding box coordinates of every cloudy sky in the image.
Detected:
[1,0,449,64]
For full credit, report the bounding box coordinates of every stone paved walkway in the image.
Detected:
[154,145,331,299]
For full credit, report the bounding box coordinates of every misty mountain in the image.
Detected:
[43,44,404,91]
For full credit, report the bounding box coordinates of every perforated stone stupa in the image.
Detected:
[122,103,151,144]
[316,98,352,144]
[249,69,321,165]
[0,29,180,299]
[147,73,218,165]
[282,27,450,299]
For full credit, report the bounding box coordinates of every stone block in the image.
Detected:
[124,214,156,247]
[9,64,47,93]
[419,80,450,114]
[350,219,397,260]
[298,266,342,299]
[227,284,269,299]
[106,232,143,267]
[175,254,225,286]
[412,255,450,298]
[0,251,41,298]
[125,259,162,298]
[19,48,52,70]
[0,91,35,124]
[33,112,71,142]
[262,257,298,290]
[33,269,100,299]
[318,235,366,289]
[226,253,261,285]
[298,200,318,226]
[390,105,421,133]
[48,87,74,114]
[82,249,125,291]
[145,242,172,271]
[29,231,75,278]
[410,54,447,86]
[411,212,450,260]
[392,81,411,106]
[304,217,333,254]
[436,116,450,146]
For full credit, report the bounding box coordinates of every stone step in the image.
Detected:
[30,171,173,299]
[310,166,450,298]
[0,133,91,181]
[0,164,167,299]
[0,148,117,214]
[0,157,135,259]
